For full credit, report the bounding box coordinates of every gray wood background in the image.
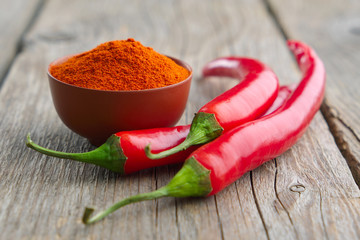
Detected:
[0,0,359,239]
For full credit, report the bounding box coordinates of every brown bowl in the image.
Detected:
[47,54,192,146]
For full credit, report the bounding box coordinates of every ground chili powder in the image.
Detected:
[50,38,190,91]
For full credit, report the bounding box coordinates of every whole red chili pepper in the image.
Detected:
[82,40,325,224]
[26,126,192,175]
[145,57,279,159]
[26,57,285,175]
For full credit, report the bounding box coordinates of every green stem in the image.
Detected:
[82,157,212,225]
[26,133,127,174]
[145,112,223,159]
[83,188,168,224]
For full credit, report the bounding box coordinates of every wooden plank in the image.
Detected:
[252,113,360,239]
[0,0,359,239]
[0,0,43,82]
[322,99,360,187]
[266,0,360,185]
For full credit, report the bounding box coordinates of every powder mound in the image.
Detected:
[50,38,190,91]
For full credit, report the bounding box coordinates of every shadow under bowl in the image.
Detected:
[47,55,192,146]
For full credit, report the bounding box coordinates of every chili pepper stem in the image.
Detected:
[83,188,169,224]
[82,157,212,224]
[145,112,223,159]
[26,133,127,174]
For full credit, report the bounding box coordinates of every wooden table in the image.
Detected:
[1,0,359,239]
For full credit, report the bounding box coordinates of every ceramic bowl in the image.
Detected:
[47,55,192,146]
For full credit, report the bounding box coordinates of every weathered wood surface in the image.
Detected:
[0,0,359,239]
[0,0,43,82]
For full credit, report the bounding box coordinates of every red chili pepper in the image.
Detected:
[82,40,325,224]
[145,57,279,159]
[26,57,284,174]
[201,58,297,117]
[26,126,192,175]
[261,83,296,117]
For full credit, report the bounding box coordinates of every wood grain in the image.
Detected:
[267,0,360,185]
[0,0,43,82]
[0,0,359,239]
[252,112,360,239]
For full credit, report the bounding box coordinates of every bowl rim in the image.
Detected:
[47,53,193,93]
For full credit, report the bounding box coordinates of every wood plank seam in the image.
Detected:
[273,159,299,238]
[261,0,289,40]
[321,103,360,143]
[318,191,330,240]
[234,181,248,232]
[213,195,225,240]
[174,199,181,240]
[0,0,47,87]
[250,171,270,240]
[321,101,360,188]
